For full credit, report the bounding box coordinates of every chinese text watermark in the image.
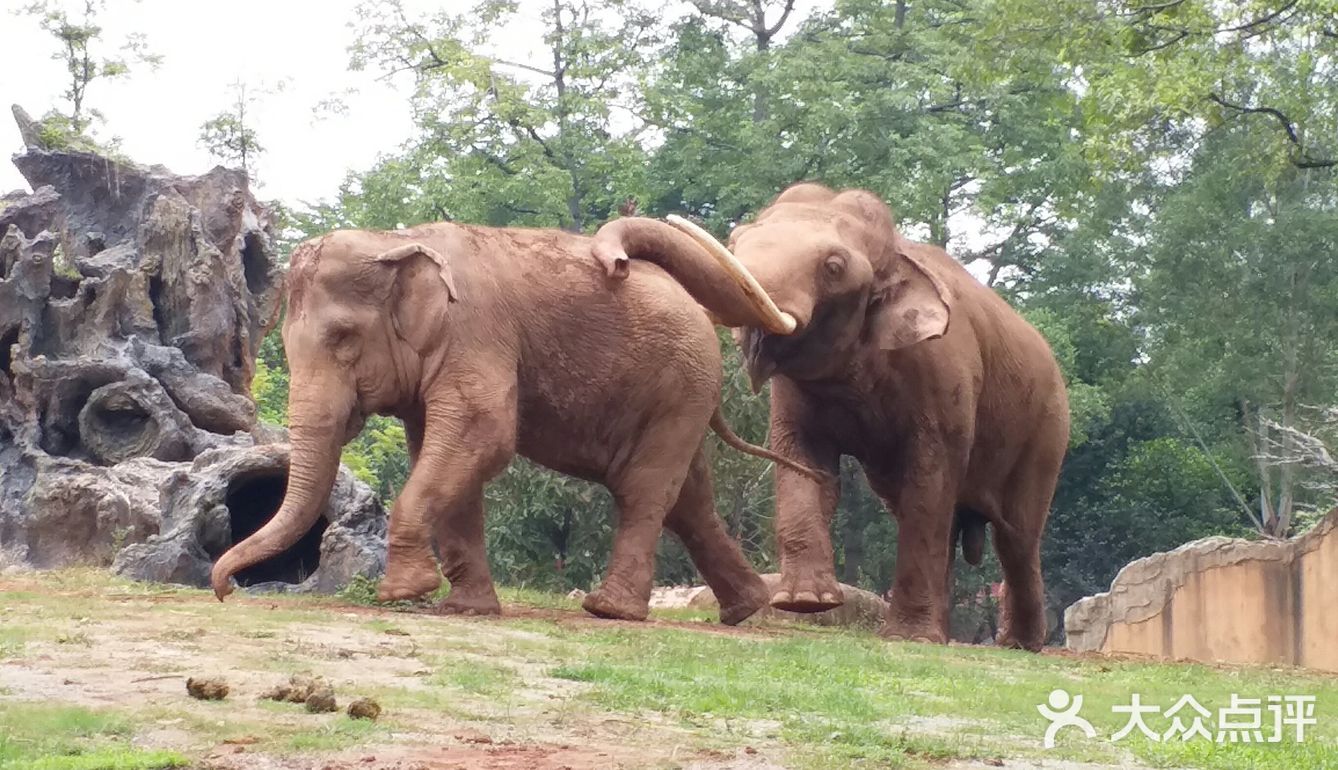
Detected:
[1037,689,1316,749]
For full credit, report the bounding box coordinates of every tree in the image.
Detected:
[979,0,1338,174]
[646,0,1093,283]
[21,0,159,139]
[347,0,656,231]
[1136,126,1338,537]
[687,0,798,122]
[198,79,277,179]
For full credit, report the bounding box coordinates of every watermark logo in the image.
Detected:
[1038,690,1315,748]
[1038,689,1097,748]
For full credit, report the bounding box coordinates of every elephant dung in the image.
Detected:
[346,697,382,721]
[305,686,338,713]
[185,676,229,700]
[261,674,327,704]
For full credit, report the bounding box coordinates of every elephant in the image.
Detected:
[208,223,822,625]
[590,183,1070,650]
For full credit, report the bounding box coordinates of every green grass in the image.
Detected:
[283,717,386,752]
[0,704,187,770]
[546,626,1338,769]
[431,658,520,696]
[0,627,27,659]
[5,570,1338,769]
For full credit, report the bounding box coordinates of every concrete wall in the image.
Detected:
[1065,509,1338,672]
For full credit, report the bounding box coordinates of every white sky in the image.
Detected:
[0,0,832,208]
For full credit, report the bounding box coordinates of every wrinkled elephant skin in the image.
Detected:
[210,222,830,626]
[593,184,1070,650]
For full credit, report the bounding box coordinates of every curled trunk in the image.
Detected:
[210,387,351,599]
[592,217,795,333]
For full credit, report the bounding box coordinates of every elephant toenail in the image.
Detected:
[772,591,793,604]
[794,590,820,604]
[820,592,838,604]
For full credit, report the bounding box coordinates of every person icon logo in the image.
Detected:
[1037,688,1097,748]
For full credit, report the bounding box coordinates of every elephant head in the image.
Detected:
[209,230,457,599]
[592,183,952,391]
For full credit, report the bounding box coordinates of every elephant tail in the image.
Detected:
[709,408,830,483]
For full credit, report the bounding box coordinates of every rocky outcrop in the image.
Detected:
[1065,510,1338,671]
[113,444,386,592]
[0,113,387,593]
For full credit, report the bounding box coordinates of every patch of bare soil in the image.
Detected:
[204,743,632,770]
[0,577,784,769]
[199,744,787,770]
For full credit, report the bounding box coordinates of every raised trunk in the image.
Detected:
[591,217,793,332]
[210,385,352,598]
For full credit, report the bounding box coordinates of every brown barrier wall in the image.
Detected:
[1064,510,1338,672]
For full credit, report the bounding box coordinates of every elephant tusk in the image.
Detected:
[665,215,797,335]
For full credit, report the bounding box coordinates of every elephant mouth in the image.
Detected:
[742,327,799,393]
[741,300,855,392]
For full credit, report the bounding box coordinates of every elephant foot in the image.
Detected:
[996,614,1046,652]
[433,585,502,617]
[582,587,650,622]
[769,570,843,613]
[717,575,770,626]
[878,608,948,645]
[995,630,1043,652]
[377,557,443,602]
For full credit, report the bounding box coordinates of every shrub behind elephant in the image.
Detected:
[593,184,1070,650]
[210,223,818,625]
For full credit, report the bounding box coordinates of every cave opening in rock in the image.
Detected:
[0,325,18,380]
[241,232,270,296]
[147,274,167,339]
[224,471,327,586]
[84,393,153,447]
[49,275,80,299]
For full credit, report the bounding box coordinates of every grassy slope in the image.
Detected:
[0,570,1335,769]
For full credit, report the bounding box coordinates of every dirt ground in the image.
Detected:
[0,574,806,770]
[1,572,1258,770]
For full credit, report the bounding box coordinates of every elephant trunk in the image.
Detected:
[210,382,353,600]
[591,217,796,334]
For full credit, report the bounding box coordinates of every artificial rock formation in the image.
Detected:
[0,110,387,593]
[1065,509,1338,671]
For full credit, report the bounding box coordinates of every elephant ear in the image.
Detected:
[868,244,952,351]
[372,242,459,302]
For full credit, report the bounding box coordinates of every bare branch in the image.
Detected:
[1209,93,1337,169]
[1219,0,1300,34]
[1160,389,1266,534]
[764,0,797,38]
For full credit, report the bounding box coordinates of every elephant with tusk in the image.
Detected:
[209,222,824,625]
[591,183,1070,650]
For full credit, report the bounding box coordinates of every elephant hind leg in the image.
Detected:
[993,439,1063,651]
[432,485,501,617]
[582,425,700,622]
[663,447,768,626]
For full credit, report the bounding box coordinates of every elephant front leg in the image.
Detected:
[379,477,448,602]
[379,393,516,603]
[433,486,501,616]
[770,423,843,613]
[877,466,956,644]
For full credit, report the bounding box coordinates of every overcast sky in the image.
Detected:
[0,0,831,208]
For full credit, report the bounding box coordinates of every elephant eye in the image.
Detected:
[325,323,360,354]
[824,255,846,278]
